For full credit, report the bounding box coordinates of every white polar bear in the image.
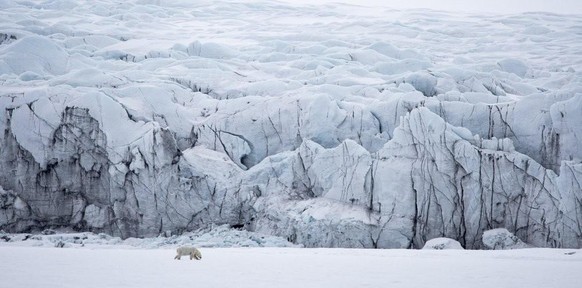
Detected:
[174,246,202,260]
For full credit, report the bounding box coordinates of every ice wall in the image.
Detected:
[0,0,580,248]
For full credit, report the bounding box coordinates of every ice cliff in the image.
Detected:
[0,0,580,248]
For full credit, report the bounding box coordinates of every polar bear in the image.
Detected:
[174,246,202,260]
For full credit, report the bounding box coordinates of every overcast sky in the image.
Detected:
[279,0,582,14]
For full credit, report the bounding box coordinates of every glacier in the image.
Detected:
[0,0,580,249]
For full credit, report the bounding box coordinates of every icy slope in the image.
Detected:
[0,0,580,248]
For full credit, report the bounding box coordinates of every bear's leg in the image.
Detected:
[175,254,181,260]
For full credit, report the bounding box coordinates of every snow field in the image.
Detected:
[0,247,580,288]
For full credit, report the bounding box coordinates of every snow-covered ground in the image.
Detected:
[0,225,300,249]
[1,246,580,288]
[1,229,580,287]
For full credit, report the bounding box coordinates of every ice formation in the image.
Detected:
[482,228,530,250]
[422,237,464,250]
[0,0,580,248]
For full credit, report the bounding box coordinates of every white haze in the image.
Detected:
[279,0,582,14]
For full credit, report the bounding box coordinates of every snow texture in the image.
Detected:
[482,228,530,250]
[422,237,464,250]
[0,245,581,288]
[0,225,298,249]
[0,0,581,249]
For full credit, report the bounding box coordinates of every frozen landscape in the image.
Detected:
[1,246,581,288]
[1,1,582,287]
[0,229,581,288]
[0,0,581,253]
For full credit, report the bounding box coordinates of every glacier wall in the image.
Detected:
[0,0,581,248]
